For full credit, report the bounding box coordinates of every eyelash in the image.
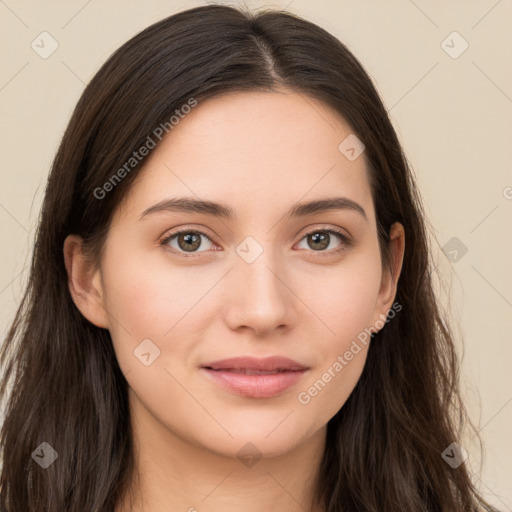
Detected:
[159,226,352,258]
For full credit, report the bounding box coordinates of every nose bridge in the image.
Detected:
[235,234,284,297]
[225,233,294,332]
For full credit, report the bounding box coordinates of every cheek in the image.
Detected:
[98,248,173,365]
[293,252,381,423]
[296,306,372,433]
[102,247,197,331]
[296,251,383,341]
[100,247,221,374]
[296,341,369,436]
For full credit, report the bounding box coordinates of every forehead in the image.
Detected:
[115,90,374,224]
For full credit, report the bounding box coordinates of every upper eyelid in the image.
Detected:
[295,224,350,239]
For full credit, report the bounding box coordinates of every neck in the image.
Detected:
[115,391,327,512]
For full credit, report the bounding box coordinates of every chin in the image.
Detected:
[193,416,317,460]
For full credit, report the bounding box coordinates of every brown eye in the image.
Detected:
[306,231,330,250]
[296,228,350,254]
[161,230,214,254]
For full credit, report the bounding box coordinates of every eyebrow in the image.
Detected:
[139,196,368,222]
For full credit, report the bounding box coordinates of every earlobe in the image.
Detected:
[63,234,110,329]
[371,222,405,332]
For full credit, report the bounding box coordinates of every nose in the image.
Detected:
[223,246,298,337]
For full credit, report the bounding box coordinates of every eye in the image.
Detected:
[295,227,351,255]
[159,226,352,257]
[160,229,215,255]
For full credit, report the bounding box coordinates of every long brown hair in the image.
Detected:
[0,4,495,511]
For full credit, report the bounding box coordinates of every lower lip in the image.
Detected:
[200,368,308,398]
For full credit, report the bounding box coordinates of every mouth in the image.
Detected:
[200,356,309,398]
[205,368,298,375]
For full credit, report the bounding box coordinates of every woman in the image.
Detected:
[0,4,497,511]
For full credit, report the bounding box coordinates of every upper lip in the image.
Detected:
[202,356,308,372]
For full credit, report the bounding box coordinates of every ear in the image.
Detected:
[63,234,110,329]
[370,222,405,333]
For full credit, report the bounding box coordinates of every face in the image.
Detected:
[65,89,404,461]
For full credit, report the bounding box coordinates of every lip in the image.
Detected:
[200,356,310,398]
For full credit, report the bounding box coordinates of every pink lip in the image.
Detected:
[200,356,310,398]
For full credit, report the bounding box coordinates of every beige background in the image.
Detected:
[1,0,511,508]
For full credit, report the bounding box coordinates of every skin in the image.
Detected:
[64,89,405,512]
